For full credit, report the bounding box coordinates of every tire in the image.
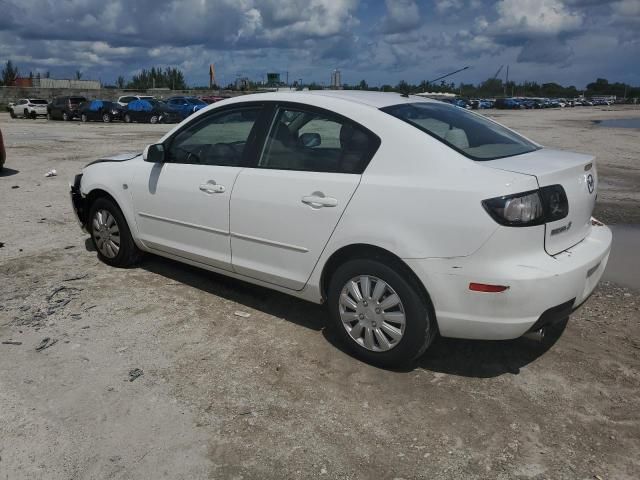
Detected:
[124,114,132,123]
[24,109,29,119]
[88,197,141,268]
[62,111,70,121]
[327,258,437,368]
[81,114,88,122]
[149,115,159,124]
[30,111,37,119]
[102,113,111,123]
[9,109,16,119]
[47,112,52,121]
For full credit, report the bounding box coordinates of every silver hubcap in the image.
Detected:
[339,275,406,352]
[92,209,120,258]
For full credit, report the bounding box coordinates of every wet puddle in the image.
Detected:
[593,118,640,129]
[603,224,640,290]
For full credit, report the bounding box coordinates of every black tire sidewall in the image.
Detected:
[327,258,434,368]
[88,197,138,267]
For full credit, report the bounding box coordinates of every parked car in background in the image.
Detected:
[494,98,521,109]
[165,96,208,119]
[79,100,124,123]
[47,96,87,121]
[70,91,612,367]
[0,127,5,171]
[123,99,181,124]
[200,95,225,104]
[116,95,155,107]
[9,98,49,119]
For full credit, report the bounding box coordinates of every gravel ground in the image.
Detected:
[1,106,639,479]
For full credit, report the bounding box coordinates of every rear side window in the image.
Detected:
[31,99,48,104]
[258,106,380,174]
[381,102,538,161]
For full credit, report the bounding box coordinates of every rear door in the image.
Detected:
[230,103,380,290]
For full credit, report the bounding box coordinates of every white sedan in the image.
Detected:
[70,91,612,367]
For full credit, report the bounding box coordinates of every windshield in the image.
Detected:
[381,102,539,161]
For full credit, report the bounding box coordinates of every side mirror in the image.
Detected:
[144,143,166,163]
[300,132,321,148]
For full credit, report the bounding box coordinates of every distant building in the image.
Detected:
[266,73,281,87]
[235,77,250,90]
[331,69,342,89]
[34,78,101,89]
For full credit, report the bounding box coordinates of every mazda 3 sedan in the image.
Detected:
[70,91,612,367]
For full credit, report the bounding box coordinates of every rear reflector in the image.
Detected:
[469,283,509,293]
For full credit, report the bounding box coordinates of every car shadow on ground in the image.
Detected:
[88,241,564,377]
[137,253,327,332]
[0,167,20,177]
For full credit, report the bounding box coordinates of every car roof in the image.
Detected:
[229,90,437,110]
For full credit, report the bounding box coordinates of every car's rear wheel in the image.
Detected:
[81,114,88,122]
[124,114,132,123]
[149,115,159,124]
[47,112,52,120]
[89,197,140,267]
[62,111,70,121]
[327,258,436,368]
[102,113,111,123]
[24,109,29,118]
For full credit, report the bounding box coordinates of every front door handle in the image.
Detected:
[302,193,338,208]
[199,181,225,194]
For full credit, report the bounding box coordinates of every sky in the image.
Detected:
[0,0,638,88]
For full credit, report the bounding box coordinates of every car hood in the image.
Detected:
[85,152,141,167]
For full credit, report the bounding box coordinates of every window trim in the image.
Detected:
[380,102,540,162]
[163,102,269,167]
[248,101,381,174]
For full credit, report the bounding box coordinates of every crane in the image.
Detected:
[492,65,504,80]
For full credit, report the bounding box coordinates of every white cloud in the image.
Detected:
[493,0,584,38]
[381,0,422,33]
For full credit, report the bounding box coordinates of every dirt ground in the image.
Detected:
[1,106,639,480]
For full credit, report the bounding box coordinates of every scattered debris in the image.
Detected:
[2,341,22,345]
[63,273,88,282]
[129,368,144,382]
[11,185,19,189]
[44,169,57,177]
[0,242,4,248]
[64,245,75,250]
[84,305,97,311]
[234,311,251,318]
[35,337,58,352]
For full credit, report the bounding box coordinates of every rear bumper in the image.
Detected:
[405,221,612,340]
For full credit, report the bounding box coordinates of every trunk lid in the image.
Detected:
[485,149,597,255]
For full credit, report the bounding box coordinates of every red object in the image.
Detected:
[469,283,509,293]
[13,77,33,87]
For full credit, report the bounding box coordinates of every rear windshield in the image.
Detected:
[30,99,48,104]
[380,102,539,161]
[70,97,86,103]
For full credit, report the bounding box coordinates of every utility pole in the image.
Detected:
[504,65,509,97]
[286,71,289,87]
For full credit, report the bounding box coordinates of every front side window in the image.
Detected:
[381,102,538,161]
[168,107,262,166]
[31,99,48,104]
[258,107,379,173]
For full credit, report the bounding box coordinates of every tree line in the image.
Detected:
[1,59,638,99]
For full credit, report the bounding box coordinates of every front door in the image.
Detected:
[131,105,264,270]
[230,104,380,290]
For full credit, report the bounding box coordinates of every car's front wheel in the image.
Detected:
[9,109,16,119]
[149,115,159,124]
[124,114,132,123]
[327,258,437,368]
[89,197,140,267]
[81,114,88,122]
[102,113,111,123]
[62,111,70,121]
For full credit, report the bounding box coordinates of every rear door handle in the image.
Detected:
[199,181,225,194]
[302,193,338,208]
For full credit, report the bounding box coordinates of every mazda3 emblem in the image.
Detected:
[586,174,595,194]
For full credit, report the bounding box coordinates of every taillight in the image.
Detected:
[482,185,568,227]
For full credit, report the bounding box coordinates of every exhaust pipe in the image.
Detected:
[523,328,545,342]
